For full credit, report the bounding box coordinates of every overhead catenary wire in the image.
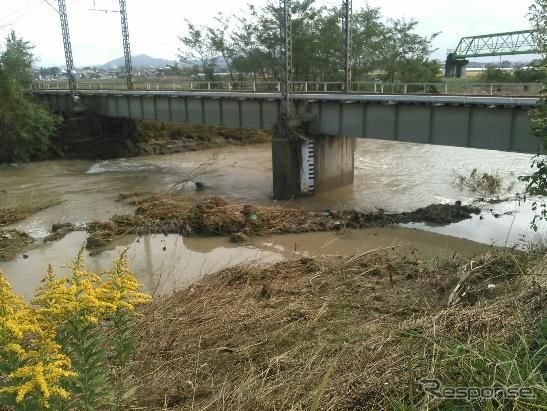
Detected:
[41,0,59,14]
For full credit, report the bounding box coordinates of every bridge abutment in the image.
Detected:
[272,126,355,200]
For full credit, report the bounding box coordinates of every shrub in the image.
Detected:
[0,251,151,409]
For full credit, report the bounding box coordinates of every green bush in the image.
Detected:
[0,31,60,163]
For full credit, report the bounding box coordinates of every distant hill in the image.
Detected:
[100,54,176,69]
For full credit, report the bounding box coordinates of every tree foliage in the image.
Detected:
[178,0,440,82]
[0,31,60,163]
[518,0,547,231]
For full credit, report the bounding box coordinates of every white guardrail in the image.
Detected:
[32,80,543,96]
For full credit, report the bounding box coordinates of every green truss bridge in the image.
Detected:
[446,30,540,78]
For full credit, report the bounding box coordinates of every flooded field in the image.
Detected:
[0,139,544,296]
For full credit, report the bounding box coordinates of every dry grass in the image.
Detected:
[0,199,62,226]
[131,249,546,410]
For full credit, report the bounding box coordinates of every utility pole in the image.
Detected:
[341,0,352,93]
[57,0,77,100]
[279,0,292,122]
[118,0,134,90]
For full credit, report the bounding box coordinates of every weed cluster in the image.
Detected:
[455,168,516,199]
[0,250,150,409]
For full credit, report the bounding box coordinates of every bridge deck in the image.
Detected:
[32,90,540,154]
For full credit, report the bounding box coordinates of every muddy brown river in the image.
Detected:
[1,139,544,297]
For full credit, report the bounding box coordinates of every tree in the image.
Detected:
[39,66,60,78]
[178,0,439,83]
[518,0,547,231]
[514,64,546,82]
[178,21,217,80]
[480,67,513,82]
[207,14,237,81]
[376,18,439,83]
[351,6,385,80]
[0,31,60,163]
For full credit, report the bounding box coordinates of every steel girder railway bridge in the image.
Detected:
[446,30,540,78]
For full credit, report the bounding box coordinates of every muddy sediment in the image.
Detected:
[132,249,546,409]
[85,196,480,250]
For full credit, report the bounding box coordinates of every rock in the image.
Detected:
[195,182,206,191]
[45,223,76,242]
[332,221,344,231]
[230,232,250,243]
[86,230,114,250]
[52,222,74,232]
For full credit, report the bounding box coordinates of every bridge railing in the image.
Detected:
[32,80,543,96]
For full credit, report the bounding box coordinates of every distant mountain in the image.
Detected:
[100,54,176,69]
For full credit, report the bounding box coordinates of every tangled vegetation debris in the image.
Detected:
[85,196,481,250]
[0,199,61,226]
[132,249,546,410]
[0,229,34,261]
[43,223,76,242]
[454,168,516,200]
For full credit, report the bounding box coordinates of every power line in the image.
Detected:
[41,0,59,14]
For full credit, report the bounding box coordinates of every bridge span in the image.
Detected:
[33,89,540,199]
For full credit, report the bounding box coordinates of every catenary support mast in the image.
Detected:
[118,0,134,90]
[342,0,352,92]
[57,0,76,99]
[279,0,293,122]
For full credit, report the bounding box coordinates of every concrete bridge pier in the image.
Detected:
[272,126,355,200]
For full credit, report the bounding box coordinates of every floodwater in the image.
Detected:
[0,139,544,297]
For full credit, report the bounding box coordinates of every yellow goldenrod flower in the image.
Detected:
[0,271,75,408]
[96,254,151,313]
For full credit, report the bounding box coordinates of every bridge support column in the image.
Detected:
[272,126,302,200]
[445,54,469,78]
[272,126,355,199]
[314,135,355,192]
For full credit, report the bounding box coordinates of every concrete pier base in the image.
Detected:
[272,128,302,200]
[314,135,355,192]
[272,126,355,199]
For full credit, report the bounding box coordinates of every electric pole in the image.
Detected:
[118,0,134,90]
[57,0,76,100]
[279,0,293,122]
[342,0,352,93]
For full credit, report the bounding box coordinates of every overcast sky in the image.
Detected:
[0,0,537,68]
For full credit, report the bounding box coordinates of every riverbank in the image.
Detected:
[51,115,271,159]
[131,248,547,409]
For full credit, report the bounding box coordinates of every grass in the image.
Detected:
[130,248,546,410]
